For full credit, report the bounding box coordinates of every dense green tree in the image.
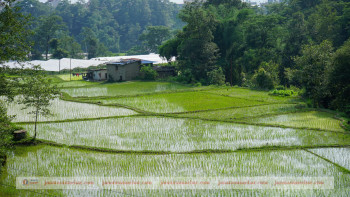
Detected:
[0,0,33,167]
[140,26,171,53]
[176,1,219,83]
[17,0,183,55]
[294,40,334,107]
[280,11,307,84]
[54,36,83,59]
[207,67,226,86]
[158,38,180,62]
[329,39,350,113]
[34,15,66,60]
[81,27,107,59]
[0,0,32,63]
[1,0,32,100]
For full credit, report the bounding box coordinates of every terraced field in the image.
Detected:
[1,81,349,196]
[88,91,266,113]
[61,81,192,97]
[5,98,137,122]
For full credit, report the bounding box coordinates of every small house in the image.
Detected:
[106,58,154,82]
[85,69,107,81]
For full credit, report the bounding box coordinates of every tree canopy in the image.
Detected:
[16,0,184,59]
[159,0,350,113]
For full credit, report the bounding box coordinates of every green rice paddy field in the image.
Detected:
[1,80,349,196]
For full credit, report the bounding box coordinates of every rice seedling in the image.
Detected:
[95,92,266,113]
[175,104,303,121]
[23,117,350,151]
[247,111,345,132]
[206,87,298,103]
[56,80,101,88]
[1,145,349,196]
[61,81,191,97]
[309,148,350,170]
[5,97,137,122]
[57,74,83,81]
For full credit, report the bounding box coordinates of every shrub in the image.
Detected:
[140,66,158,80]
[276,85,285,90]
[194,82,202,87]
[207,67,226,86]
[269,89,295,97]
[252,68,274,90]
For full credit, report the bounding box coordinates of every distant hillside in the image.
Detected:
[16,0,184,57]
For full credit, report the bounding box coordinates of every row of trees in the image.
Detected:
[16,0,183,60]
[159,0,350,114]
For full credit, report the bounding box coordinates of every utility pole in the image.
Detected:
[70,58,72,81]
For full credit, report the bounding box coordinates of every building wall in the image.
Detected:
[125,62,141,81]
[92,70,107,81]
[107,62,141,82]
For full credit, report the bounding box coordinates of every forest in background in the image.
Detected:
[2,0,350,114]
[159,0,350,114]
[16,0,183,59]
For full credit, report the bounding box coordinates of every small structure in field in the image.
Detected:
[153,66,176,78]
[13,130,27,140]
[106,58,154,82]
[85,69,107,81]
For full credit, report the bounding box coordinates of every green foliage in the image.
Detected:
[294,40,334,107]
[158,38,180,62]
[252,61,279,90]
[252,68,274,90]
[157,0,350,113]
[80,27,110,59]
[52,48,69,59]
[0,0,32,63]
[329,39,350,112]
[0,70,17,101]
[269,89,296,97]
[140,66,158,80]
[140,26,171,53]
[33,14,66,60]
[56,36,83,59]
[18,65,60,139]
[176,1,220,83]
[0,101,15,168]
[207,67,226,86]
[17,0,183,55]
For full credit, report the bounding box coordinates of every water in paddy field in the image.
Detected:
[21,116,350,152]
